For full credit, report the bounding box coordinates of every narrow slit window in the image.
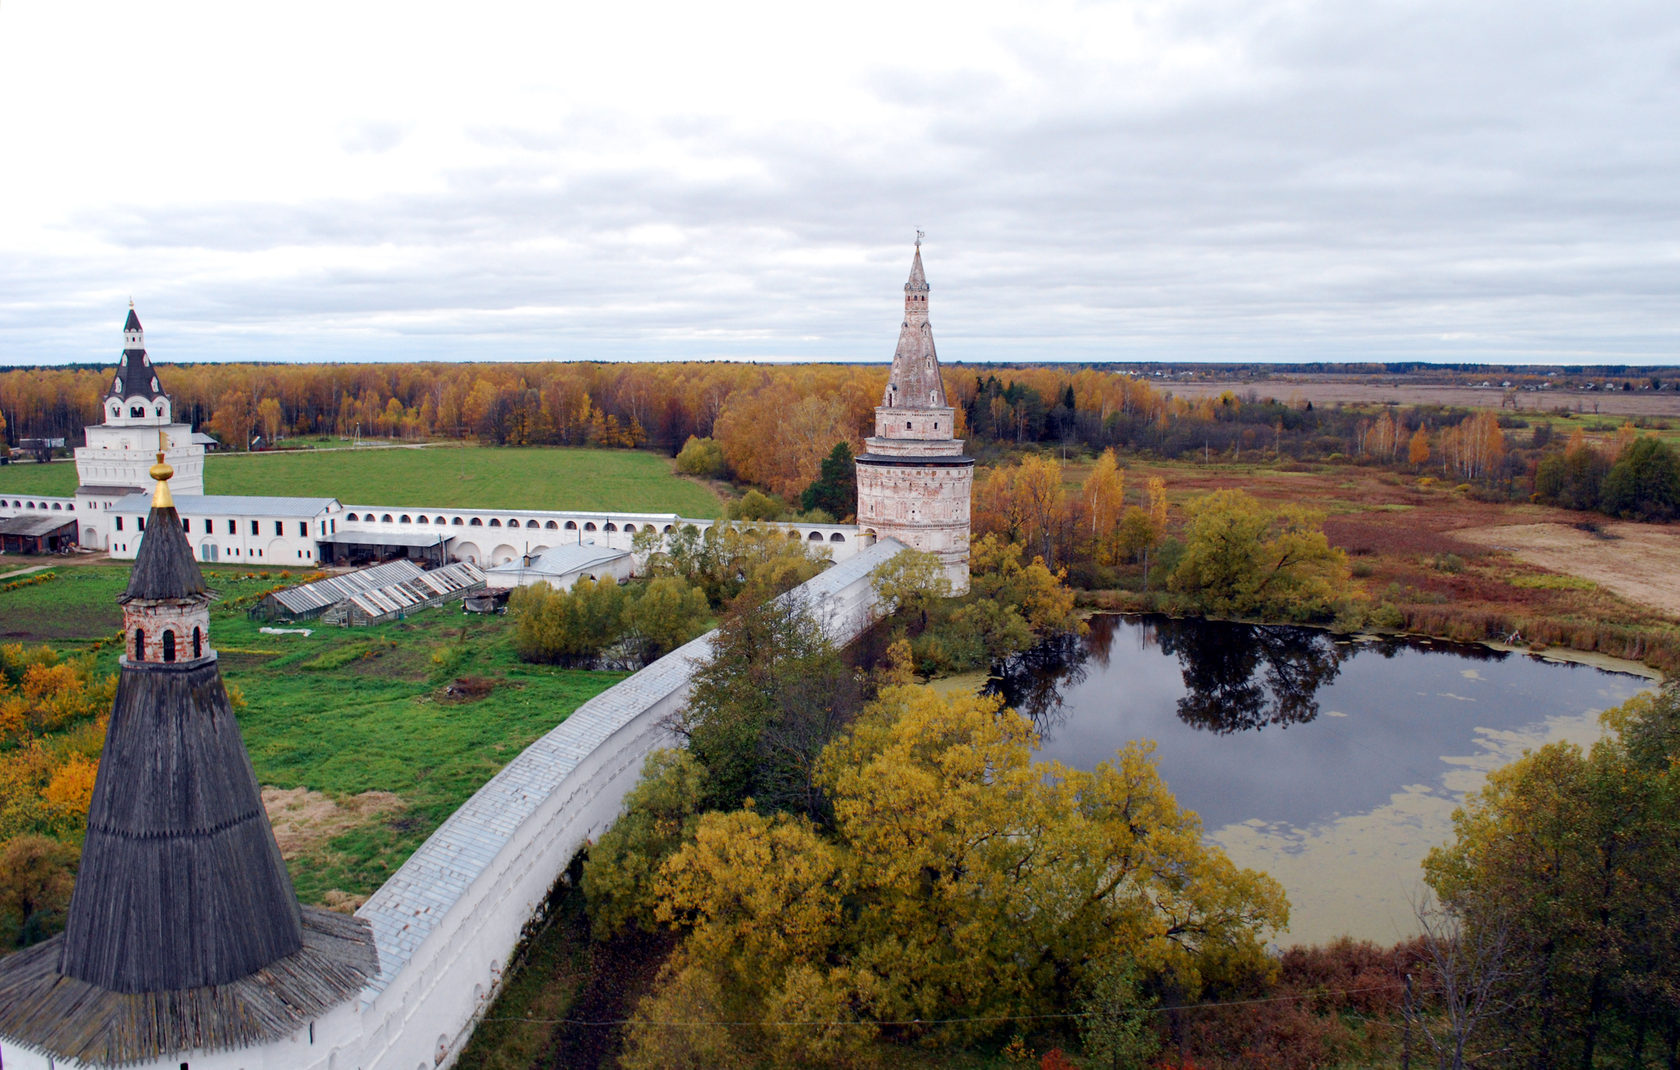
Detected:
[163,630,176,662]
[134,628,146,661]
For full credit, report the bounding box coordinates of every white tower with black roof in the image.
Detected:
[74,304,206,547]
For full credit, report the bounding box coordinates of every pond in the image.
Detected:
[987,614,1655,947]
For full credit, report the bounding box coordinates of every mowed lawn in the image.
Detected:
[0,564,624,905]
[212,445,722,513]
[0,445,724,515]
[0,459,77,496]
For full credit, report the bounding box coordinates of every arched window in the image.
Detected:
[417,515,429,524]
[163,630,176,662]
[192,626,202,658]
[346,513,359,522]
[830,532,845,542]
[808,531,824,541]
[134,628,146,661]
[565,521,577,530]
[544,520,558,530]
[584,522,597,531]
[470,517,483,526]
[488,518,502,528]
[399,515,412,524]
[435,516,446,525]
[525,519,539,529]
[624,523,637,533]
[382,514,394,523]
[603,522,617,532]
[452,517,464,525]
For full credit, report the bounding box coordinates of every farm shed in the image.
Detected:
[481,541,632,592]
[249,559,430,622]
[320,561,486,626]
[0,513,79,555]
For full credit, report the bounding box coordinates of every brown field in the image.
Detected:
[1161,378,1680,417]
[1453,521,1680,618]
[1072,457,1680,673]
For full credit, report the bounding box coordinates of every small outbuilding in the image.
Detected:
[0,513,79,555]
[320,561,486,626]
[481,542,632,592]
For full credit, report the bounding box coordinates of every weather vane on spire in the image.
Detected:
[915,229,924,249]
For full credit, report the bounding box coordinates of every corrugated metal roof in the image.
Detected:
[269,560,427,615]
[320,531,448,548]
[484,542,628,578]
[0,513,79,537]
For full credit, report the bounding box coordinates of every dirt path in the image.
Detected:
[1453,521,1680,617]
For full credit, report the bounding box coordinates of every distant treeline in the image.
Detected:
[3,361,1674,520]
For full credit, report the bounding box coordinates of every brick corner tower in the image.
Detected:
[855,235,975,593]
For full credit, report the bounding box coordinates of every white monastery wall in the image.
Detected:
[0,540,904,1070]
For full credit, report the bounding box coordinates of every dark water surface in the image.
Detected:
[988,614,1653,944]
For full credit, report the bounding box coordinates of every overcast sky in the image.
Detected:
[2,1,1676,367]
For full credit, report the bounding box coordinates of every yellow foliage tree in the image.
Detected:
[620,687,1287,1063]
[1082,448,1125,565]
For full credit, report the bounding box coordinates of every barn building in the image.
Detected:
[0,513,78,555]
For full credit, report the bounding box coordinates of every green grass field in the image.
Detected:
[0,459,76,496]
[0,444,725,515]
[0,565,623,905]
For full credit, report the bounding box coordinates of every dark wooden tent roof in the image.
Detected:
[118,503,206,603]
[58,658,305,990]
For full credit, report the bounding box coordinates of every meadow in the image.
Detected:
[0,565,623,906]
[0,443,725,515]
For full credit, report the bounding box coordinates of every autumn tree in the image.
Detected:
[1082,448,1126,565]
[668,590,861,817]
[581,748,708,939]
[620,686,1287,1065]
[1169,490,1352,622]
[869,547,951,631]
[1408,425,1432,468]
[209,388,257,451]
[1425,687,1680,1068]
[255,396,284,445]
[1600,436,1680,521]
[1533,431,1609,511]
[674,435,727,478]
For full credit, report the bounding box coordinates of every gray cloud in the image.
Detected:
[3,0,1677,366]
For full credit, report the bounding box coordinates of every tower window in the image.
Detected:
[193,626,202,658]
[130,406,144,417]
[906,421,913,430]
[183,519,190,533]
[134,628,146,661]
[163,630,176,663]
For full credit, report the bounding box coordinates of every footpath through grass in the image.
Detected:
[0,564,624,906]
[0,445,724,515]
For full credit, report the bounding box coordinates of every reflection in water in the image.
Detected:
[1152,618,1346,734]
[991,615,1354,740]
[986,631,1088,733]
[983,613,1651,944]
